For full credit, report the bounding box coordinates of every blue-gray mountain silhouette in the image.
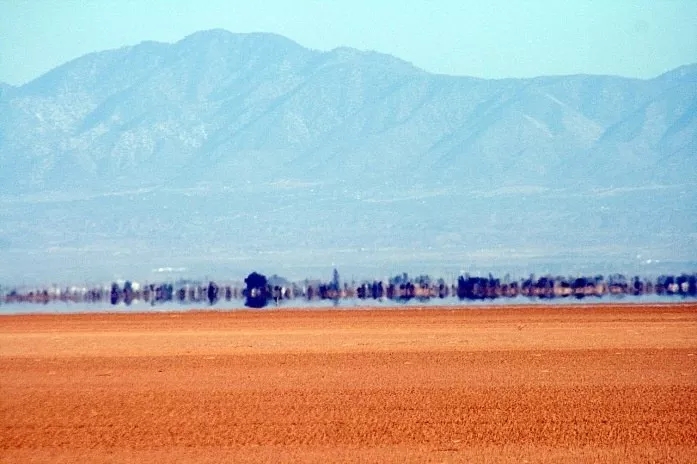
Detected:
[0,30,694,283]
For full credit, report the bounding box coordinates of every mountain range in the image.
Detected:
[0,29,695,285]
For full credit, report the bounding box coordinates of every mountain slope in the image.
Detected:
[2,29,695,194]
[0,30,695,283]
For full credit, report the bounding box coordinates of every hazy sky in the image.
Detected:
[1,0,696,85]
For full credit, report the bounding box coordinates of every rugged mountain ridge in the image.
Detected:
[0,30,695,284]
[2,29,695,194]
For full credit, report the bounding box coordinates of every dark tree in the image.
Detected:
[272,285,283,305]
[356,283,368,299]
[631,276,644,295]
[207,281,219,305]
[458,275,490,300]
[318,283,329,300]
[688,274,697,297]
[110,282,121,305]
[142,285,151,304]
[164,284,174,302]
[123,281,134,306]
[331,268,340,292]
[371,281,384,299]
[676,274,691,296]
[244,272,269,308]
[386,283,395,300]
[456,276,467,300]
[572,277,588,299]
[437,278,448,298]
[154,285,163,303]
[608,274,627,296]
[535,276,553,299]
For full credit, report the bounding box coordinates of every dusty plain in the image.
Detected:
[1,303,696,463]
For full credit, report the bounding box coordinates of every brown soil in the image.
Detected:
[1,303,696,463]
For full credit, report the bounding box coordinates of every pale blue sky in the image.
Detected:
[1,0,696,85]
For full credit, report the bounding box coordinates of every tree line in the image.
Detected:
[2,270,696,308]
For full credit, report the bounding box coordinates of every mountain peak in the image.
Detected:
[177,29,306,53]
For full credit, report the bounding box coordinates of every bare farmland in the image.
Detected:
[1,304,696,462]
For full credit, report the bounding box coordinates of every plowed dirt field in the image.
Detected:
[2,304,696,463]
